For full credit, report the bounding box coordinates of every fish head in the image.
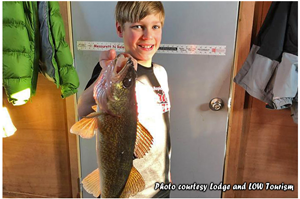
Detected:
[109,55,137,115]
[93,54,137,116]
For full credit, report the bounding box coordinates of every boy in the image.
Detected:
[78,2,171,198]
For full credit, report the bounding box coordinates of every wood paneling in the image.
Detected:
[240,98,298,198]
[59,2,81,198]
[224,2,298,198]
[3,74,73,198]
[3,2,80,198]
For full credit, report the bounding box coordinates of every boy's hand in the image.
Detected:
[99,49,117,68]
[99,49,138,71]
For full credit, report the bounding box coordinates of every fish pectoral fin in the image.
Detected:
[82,168,101,198]
[91,105,98,112]
[134,121,154,159]
[120,166,145,198]
[70,116,97,139]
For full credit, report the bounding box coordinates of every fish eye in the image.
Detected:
[123,77,132,88]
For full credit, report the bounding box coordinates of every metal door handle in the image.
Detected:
[209,98,224,111]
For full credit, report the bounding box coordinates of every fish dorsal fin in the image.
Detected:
[134,121,154,159]
[120,166,145,197]
[82,168,101,198]
[70,113,99,138]
[92,105,98,112]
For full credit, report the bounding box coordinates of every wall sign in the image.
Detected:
[77,41,226,56]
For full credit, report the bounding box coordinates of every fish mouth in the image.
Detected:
[113,54,137,80]
[117,58,133,75]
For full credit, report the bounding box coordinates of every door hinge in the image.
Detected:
[78,177,83,192]
[228,97,232,109]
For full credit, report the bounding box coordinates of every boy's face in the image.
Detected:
[116,14,162,67]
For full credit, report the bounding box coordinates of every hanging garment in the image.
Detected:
[3,2,79,106]
[234,2,298,123]
[3,2,40,105]
[38,2,79,98]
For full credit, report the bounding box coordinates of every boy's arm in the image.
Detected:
[77,81,97,118]
[77,49,117,118]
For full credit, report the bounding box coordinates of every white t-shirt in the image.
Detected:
[132,63,171,198]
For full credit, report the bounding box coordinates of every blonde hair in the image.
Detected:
[115,2,165,28]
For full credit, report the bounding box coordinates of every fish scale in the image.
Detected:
[97,112,136,197]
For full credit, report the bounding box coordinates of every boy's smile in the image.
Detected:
[116,14,162,67]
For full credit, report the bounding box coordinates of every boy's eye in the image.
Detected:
[153,25,161,29]
[132,25,142,29]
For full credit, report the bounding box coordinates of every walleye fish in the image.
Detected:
[71,54,153,198]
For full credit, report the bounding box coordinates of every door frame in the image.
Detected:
[60,1,81,198]
[62,2,262,198]
[223,2,272,198]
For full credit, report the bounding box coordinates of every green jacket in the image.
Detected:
[3,2,79,106]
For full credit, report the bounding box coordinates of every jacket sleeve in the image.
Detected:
[39,1,79,98]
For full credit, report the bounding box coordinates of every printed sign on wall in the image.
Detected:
[77,41,226,56]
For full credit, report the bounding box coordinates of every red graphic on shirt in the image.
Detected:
[157,93,167,102]
[154,87,170,113]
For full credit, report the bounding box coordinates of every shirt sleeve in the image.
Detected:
[85,62,102,90]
